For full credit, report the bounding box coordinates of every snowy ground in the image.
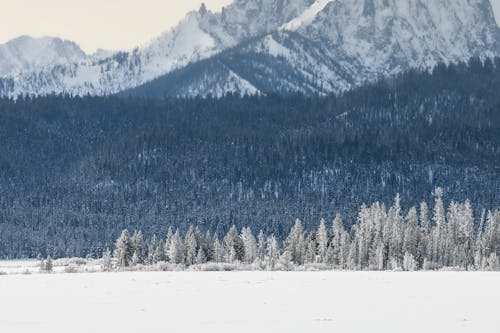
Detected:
[1,270,499,333]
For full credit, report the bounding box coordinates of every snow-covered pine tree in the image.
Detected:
[45,256,53,273]
[305,234,317,264]
[114,229,134,268]
[266,235,280,270]
[488,253,499,271]
[102,248,112,271]
[257,230,266,263]
[241,227,257,264]
[185,226,198,265]
[131,230,146,264]
[168,230,184,264]
[317,219,328,263]
[212,233,223,263]
[164,227,174,262]
[278,251,293,271]
[285,219,305,265]
[224,225,243,263]
[432,187,446,266]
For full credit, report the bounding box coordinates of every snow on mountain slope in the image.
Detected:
[492,0,500,25]
[0,0,499,97]
[127,0,500,97]
[0,1,317,97]
[280,0,332,31]
[0,36,86,77]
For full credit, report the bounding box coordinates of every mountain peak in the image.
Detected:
[0,0,499,97]
[0,35,87,77]
[199,2,208,16]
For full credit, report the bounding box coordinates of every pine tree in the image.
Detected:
[305,235,317,264]
[45,256,53,273]
[432,187,446,266]
[285,219,305,265]
[278,251,293,271]
[164,227,174,262]
[115,229,133,268]
[257,230,266,262]
[39,259,46,272]
[196,248,207,265]
[185,226,198,266]
[330,214,345,267]
[488,253,499,271]
[241,227,257,264]
[212,234,223,263]
[224,225,242,263]
[317,219,328,263]
[102,248,112,271]
[266,235,280,270]
[403,252,417,271]
[168,230,184,264]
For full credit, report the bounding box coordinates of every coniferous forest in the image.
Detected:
[0,57,499,260]
[104,188,500,272]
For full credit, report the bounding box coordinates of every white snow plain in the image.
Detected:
[1,271,499,333]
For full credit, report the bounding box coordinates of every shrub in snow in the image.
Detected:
[64,265,78,273]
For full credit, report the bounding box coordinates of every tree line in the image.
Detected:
[106,189,499,271]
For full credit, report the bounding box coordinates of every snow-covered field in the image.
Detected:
[1,270,499,333]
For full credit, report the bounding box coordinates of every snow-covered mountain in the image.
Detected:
[0,36,86,77]
[1,0,499,97]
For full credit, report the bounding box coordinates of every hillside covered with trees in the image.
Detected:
[0,57,499,258]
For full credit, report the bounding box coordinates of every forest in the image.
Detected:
[0,57,499,259]
[89,188,498,272]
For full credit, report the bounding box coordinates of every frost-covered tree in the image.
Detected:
[196,248,207,265]
[403,252,417,271]
[432,187,446,266]
[212,234,223,263]
[266,235,280,270]
[115,229,134,268]
[257,230,266,263]
[101,190,499,272]
[164,227,174,261]
[45,256,53,272]
[305,235,317,264]
[131,231,146,265]
[185,226,198,265]
[241,227,257,264]
[168,230,184,264]
[223,225,243,263]
[285,219,305,265]
[278,251,293,271]
[488,253,499,271]
[102,248,112,271]
[317,219,328,263]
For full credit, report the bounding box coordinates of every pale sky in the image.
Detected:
[0,0,233,54]
[0,0,499,54]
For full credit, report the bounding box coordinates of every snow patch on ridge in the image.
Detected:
[226,70,260,96]
[280,0,333,31]
[491,0,500,26]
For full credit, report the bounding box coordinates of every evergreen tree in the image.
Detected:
[285,219,305,265]
[185,226,198,265]
[241,227,257,264]
[316,219,328,263]
[266,235,280,270]
[168,230,184,264]
[257,230,266,263]
[114,229,133,268]
[102,248,112,271]
[45,256,53,273]
[212,234,223,263]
